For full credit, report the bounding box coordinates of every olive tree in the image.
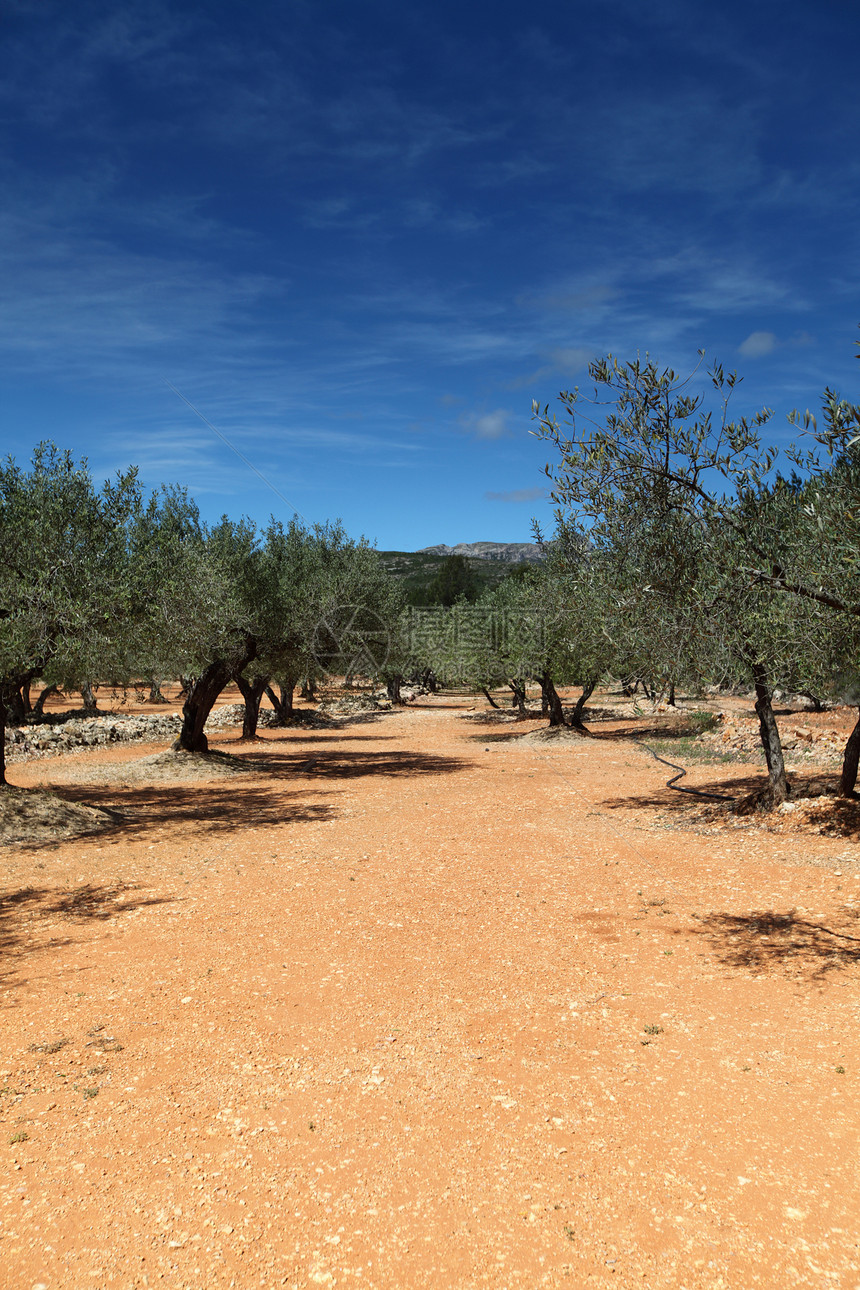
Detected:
[238,519,398,736]
[532,354,801,803]
[164,514,260,752]
[0,444,142,785]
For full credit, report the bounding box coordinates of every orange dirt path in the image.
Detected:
[2,696,859,1288]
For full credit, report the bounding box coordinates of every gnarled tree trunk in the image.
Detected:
[569,676,598,731]
[0,681,12,786]
[236,672,270,740]
[6,668,39,724]
[482,688,501,710]
[174,661,233,752]
[174,637,257,752]
[148,679,168,704]
[32,684,60,719]
[752,663,789,807]
[540,672,565,728]
[18,676,32,717]
[265,679,296,725]
[509,679,527,715]
[839,706,860,798]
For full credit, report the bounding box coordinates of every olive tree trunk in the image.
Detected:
[569,676,598,731]
[173,662,233,752]
[32,684,59,719]
[509,679,527,715]
[6,669,38,724]
[540,672,565,727]
[839,706,860,798]
[148,679,168,704]
[236,673,270,740]
[0,683,10,786]
[18,676,32,717]
[174,636,258,753]
[752,663,789,807]
[265,680,296,725]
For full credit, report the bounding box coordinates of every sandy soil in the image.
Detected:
[2,691,860,1289]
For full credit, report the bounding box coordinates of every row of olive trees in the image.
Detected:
[0,443,404,783]
[388,550,617,728]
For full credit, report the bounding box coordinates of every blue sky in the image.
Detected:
[1,0,858,550]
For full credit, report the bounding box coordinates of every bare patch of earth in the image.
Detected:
[45,748,261,789]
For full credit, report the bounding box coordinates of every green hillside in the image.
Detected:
[377,550,536,604]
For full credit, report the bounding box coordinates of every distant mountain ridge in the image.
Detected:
[417,541,545,563]
[376,543,546,601]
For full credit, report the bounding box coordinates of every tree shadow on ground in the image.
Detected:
[23,783,335,848]
[461,713,718,743]
[601,769,860,835]
[459,709,544,724]
[234,748,473,780]
[692,908,860,979]
[464,730,532,744]
[593,720,720,742]
[318,710,390,728]
[0,881,172,994]
[23,749,469,845]
[408,701,475,711]
[238,732,391,745]
[605,768,845,810]
[464,725,591,745]
[566,705,629,723]
[602,770,765,811]
[791,797,860,839]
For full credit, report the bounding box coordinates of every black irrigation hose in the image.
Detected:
[640,744,738,801]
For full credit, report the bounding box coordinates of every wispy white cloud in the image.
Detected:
[505,345,594,391]
[485,486,548,503]
[738,330,778,358]
[518,285,618,313]
[460,409,512,440]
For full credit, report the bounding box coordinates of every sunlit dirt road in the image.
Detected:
[2,695,859,1288]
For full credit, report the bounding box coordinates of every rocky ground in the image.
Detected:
[3,704,283,765]
[1,687,859,1288]
[699,710,849,765]
[3,688,427,767]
